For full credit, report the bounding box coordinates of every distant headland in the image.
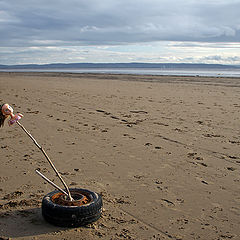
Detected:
[0,62,240,70]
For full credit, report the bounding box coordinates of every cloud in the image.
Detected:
[199,55,240,64]
[1,0,240,47]
[1,42,240,65]
[1,0,240,65]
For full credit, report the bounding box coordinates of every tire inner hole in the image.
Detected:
[52,191,92,206]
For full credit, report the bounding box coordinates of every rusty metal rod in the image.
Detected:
[17,121,73,201]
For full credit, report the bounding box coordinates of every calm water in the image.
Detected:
[1,68,240,77]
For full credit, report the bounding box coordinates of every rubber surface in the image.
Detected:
[42,188,103,227]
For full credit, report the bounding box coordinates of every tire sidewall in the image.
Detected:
[42,188,102,227]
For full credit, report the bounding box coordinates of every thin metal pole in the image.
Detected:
[35,170,69,197]
[17,121,73,201]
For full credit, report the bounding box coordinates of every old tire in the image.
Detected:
[42,188,103,227]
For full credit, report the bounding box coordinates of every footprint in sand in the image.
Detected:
[123,133,136,140]
[0,176,9,183]
[227,167,236,171]
[187,152,208,167]
[159,199,175,207]
[2,191,23,200]
[145,142,152,146]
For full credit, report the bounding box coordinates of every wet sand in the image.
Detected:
[0,72,240,239]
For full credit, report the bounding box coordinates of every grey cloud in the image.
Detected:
[200,55,240,62]
[169,42,240,49]
[0,0,240,47]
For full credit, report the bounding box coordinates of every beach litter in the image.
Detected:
[0,103,103,227]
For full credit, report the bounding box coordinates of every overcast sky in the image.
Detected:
[0,0,240,65]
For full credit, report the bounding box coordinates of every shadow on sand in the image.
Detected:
[0,207,68,238]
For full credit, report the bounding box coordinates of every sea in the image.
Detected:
[1,68,240,78]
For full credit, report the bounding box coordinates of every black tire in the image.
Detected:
[42,188,103,227]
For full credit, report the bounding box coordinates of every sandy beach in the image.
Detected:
[0,72,240,240]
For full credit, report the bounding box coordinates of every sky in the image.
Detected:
[0,0,240,65]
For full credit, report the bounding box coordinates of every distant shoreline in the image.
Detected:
[1,62,240,69]
[1,67,240,78]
